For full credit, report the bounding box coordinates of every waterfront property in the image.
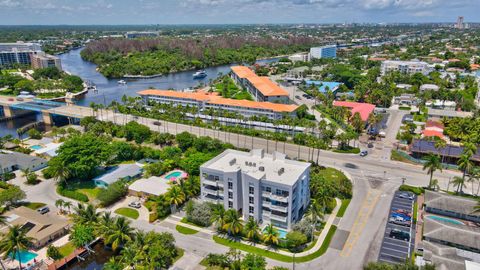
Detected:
[138,89,298,120]
[422,190,480,270]
[93,163,143,187]
[2,206,70,249]
[309,45,337,59]
[380,60,431,76]
[0,41,61,70]
[305,80,342,93]
[332,101,376,122]
[0,151,47,173]
[200,149,311,230]
[230,66,290,104]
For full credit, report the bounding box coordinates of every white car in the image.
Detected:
[128,201,141,209]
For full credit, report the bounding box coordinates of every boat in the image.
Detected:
[117,80,127,85]
[192,70,207,79]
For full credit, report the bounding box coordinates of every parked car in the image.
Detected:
[398,192,415,200]
[389,229,410,241]
[37,206,50,214]
[367,142,374,148]
[295,95,302,100]
[128,201,141,209]
[360,150,368,157]
[389,216,411,227]
[392,209,412,216]
[153,121,162,126]
[390,212,411,221]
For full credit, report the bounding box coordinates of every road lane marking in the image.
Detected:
[340,189,381,257]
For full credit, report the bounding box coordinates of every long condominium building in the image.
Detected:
[230,66,290,104]
[138,89,298,120]
[31,52,62,70]
[381,60,431,76]
[310,45,337,59]
[200,149,311,229]
[0,42,61,69]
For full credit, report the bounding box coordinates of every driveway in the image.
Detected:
[107,195,150,221]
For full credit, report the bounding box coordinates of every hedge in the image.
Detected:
[57,186,88,202]
[399,184,424,195]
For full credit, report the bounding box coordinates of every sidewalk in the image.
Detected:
[164,198,341,257]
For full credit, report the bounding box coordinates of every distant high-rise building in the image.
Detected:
[455,16,464,29]
[310,45,337,59]
[31,52,62,71]
[0,41,61,69]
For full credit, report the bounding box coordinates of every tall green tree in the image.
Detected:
[223,209,243,236]
[0,225,34,270]
[423,154,442,189]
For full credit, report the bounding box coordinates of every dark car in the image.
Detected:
[153,121,162,126]
[295,95,302,100]
[37,206,50,215]
[389,229,410,241]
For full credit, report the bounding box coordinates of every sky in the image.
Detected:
[0,0,479,25]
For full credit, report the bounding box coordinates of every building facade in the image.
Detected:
[309,45,337,59]
[381,60,431,76]
[230,66,290,104]
[200,149,311,230]
[31,52,62,70]
[138,89,298,120]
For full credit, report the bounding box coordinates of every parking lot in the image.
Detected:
[378,191,416,264]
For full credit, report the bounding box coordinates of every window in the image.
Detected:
[249,186,254,194]
[228,192,233,199]
[249,197,254,204]
[266,186,271,192]
[228,181,233,189]
[228,201,233,208]
[249,206,254,214]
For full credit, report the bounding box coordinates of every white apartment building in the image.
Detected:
[138,89,298,120]
[381,60,431,76]
[309,45,337,59]
[200,149,311,230]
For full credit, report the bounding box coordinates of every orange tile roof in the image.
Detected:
[422,130,444,140]
[230,66,289,97]
[333,101,376,122]
[138,89,298,113]
[471,64,480,71]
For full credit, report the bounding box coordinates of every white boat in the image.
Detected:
[117,80,127,85]
[193,70,207,79]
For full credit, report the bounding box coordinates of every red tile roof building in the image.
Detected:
[333,101,376,122]
[138,89,298,120]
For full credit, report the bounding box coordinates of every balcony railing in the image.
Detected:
[270,204,288,212]
[270,213,288,223]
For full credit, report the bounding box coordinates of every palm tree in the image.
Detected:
[430,179,440,191]
[73,203,99,225]
[262,224,279,246]
[55,199,65,214]
[434,139,447,164]
[105,217,134,251]
[422,154,442,189]
[211,205,226,231]
[244,217,261,242]
[166,185,185,213]
[63,201,72,214]
[222,209,243,236]
[452,176,467,194]
[0,225,34,270]
[458,153,474,194]
[306,198,324,241]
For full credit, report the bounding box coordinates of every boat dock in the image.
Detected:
[47,247,87,270]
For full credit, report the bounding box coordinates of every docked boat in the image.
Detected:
[192,70,207,79]
[117,80,127,85]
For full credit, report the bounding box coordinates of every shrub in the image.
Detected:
[25,172,39,185]
[155,194,171,218]
[27,128,42,139]
[205,253,230,268]
[186,201,213,227]
[149,211,158,223]
[42,167,54,179]
[0,172,15,181]
[57,185,88,202]
[399,184,424,195]
[292,219,314,240]
[47,245,63,261]
[97,181,128,207]
[286,231,307,249]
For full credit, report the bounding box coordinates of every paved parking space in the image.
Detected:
[378,191,416,264]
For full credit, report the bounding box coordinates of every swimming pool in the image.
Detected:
[30,145,43,150]
[9,250,38,264]
[263,227,288,239]
[426,215,465,225]
[164,170,186,181]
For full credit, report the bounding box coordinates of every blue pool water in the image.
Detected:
[263,227,288,239]
[165,171,183,180]
[30,145,43,150]
[9,250,38,264]
[427,215,465,225]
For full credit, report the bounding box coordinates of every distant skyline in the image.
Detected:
[0,0,479,25]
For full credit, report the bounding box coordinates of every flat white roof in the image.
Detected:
[201,149,310,186]
[128,176,169,196]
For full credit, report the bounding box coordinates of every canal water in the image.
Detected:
[0,47,278,138]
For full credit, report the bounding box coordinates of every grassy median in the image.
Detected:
[114,207,139,219]
[176,224,199,235]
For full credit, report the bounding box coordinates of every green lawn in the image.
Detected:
[24,202,46,210]
[315,167,348,182]
[180,217,208,228]
[65,181,102,201]
[214,77,253,101]
[114,207,139,219]
[176,224,199,235]
[58,242,76,258]
[173,248,184,264]
[413,202,418,223]
[333,147,360,154]
[212,225,338,263]
[337,199,351,218]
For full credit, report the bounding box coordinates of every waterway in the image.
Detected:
[0,47,278,138]
[65,243,114,270]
